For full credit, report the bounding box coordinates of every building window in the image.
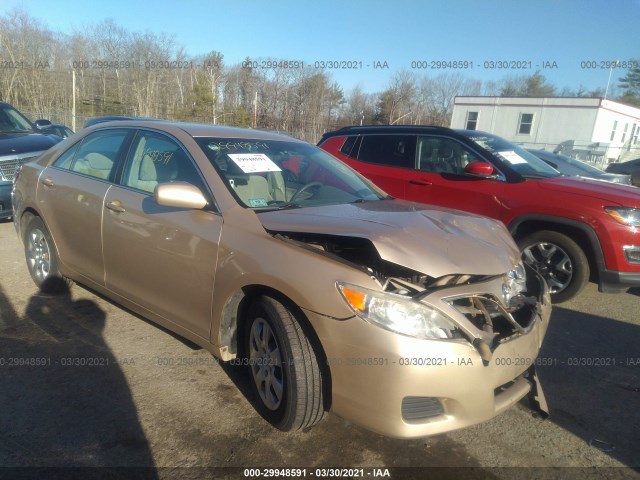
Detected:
[633,124,638,144]
[621,123,629,143]
[610,120,618,141]
[465,111,478,130]
[518,113,534,135]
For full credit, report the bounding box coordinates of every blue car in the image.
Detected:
[0,102,61,220]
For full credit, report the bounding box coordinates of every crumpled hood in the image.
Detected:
[0,132,60,156]
[258,200,520,278]
[538,176,640,207]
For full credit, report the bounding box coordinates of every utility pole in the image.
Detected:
[71,69,76,132]
[604,60,620,100]
[253,91,258,128]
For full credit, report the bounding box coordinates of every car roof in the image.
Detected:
[527,149,567,160]
[85,120,307,143]
[320,125,457,139]
[83,116,164,128]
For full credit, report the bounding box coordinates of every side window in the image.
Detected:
[53,143,81,170]
[417,136,480,175]
[122,131,205,194]
[357,135,416,168]
[69,130,128,180]
[339,135,360,158]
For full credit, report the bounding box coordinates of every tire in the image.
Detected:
[243,296,325,431]
[23,216,71,294]
[517,230,589,303]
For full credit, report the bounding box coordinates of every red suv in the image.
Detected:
[319,126,640,302]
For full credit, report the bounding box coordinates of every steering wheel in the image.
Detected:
[289,182,322,202]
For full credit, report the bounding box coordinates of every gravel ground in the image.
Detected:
[0,219,638,480]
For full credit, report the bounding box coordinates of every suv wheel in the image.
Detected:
[24,216,71,293]
[518,230,589,303]
[243,296,325,431]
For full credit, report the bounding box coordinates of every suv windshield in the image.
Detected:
[0,104,35,133]
[458,130,561,178]
[196,137,385,209]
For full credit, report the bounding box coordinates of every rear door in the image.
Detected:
[102,129,222,339]
[341,134,418,198]
[37,128,130,284]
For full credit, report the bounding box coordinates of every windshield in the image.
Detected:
[195,137,386,209]
[458,130,561,178]
[550,153,605,175]
[0,105,35,133]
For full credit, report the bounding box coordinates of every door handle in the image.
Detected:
[409,179,432,186]
[41,177,54,187]
[105,200,126,213]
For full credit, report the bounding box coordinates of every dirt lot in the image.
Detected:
[0,218,638,480]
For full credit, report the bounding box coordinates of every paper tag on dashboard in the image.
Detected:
[227,153,282,173]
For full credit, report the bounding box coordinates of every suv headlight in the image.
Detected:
[337,282,458,339]
[605,207,640,227]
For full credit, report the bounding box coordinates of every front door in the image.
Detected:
[102,129,222,339]
[405,135,505,219]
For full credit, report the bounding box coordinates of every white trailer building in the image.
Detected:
[450,96,640,164]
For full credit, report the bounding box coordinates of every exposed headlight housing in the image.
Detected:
[503,262,527,306]
[605,207,640,227]
[337,282,459,339]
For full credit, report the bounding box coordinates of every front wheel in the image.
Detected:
[23,216,71,293]
[243,296,325,431]
[517,230,589,303]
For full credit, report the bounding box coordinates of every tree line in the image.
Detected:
[1,9,638,143]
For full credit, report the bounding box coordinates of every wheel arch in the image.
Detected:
[18,207,41,242]
[508,215,605,283]
[218,284,332,410]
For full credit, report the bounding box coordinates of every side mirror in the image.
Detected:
[154,182,208,209]
[34,119,52,130]
[464,161,495,178]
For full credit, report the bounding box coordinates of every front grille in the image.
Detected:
[401,396,444,421]
[0,154,40,181]
[446,294,537,344]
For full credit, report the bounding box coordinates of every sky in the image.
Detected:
[1,0,639,95]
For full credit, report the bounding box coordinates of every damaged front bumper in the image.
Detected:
[307,271,551,438]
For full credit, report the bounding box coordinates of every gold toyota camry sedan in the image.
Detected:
[12,121,551,438]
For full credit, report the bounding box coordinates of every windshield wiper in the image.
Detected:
[255,202,303,212]
[2,129,33,133]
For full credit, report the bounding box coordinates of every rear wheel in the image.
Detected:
[517,230,589,303]
[23,216,71,293]
[243,296,325,431]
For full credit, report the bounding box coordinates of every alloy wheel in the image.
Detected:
[26,228,51,283]
[521,241,573,294]
[249,317,284,411]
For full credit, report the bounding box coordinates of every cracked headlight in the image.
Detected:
[337,282,458,339]
[503,262,527,306]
